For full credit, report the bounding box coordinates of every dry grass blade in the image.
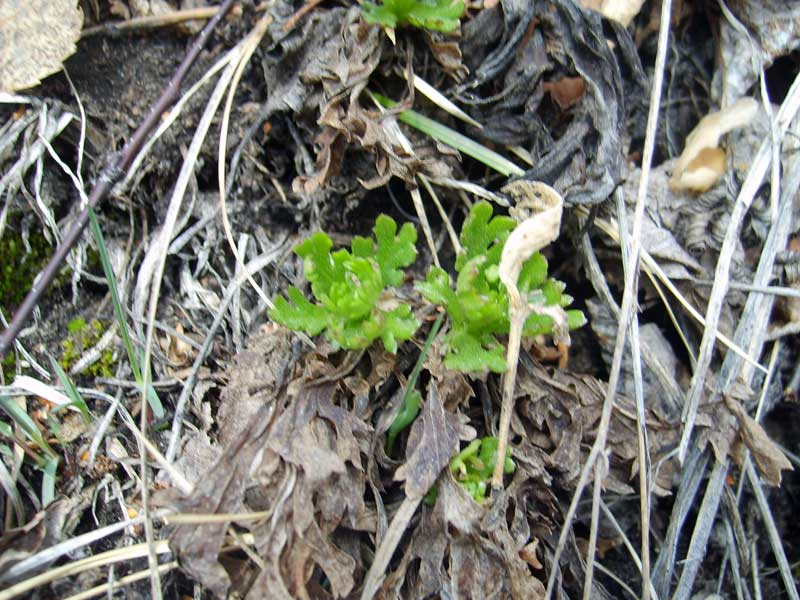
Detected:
[0,509,174,586]
[672,459,729,599]
[165,246,288,462]
[677,69,800,462]
[0,540,171,600]
[81,7,222,37]
[407,72,483,129]
[613,189,652,600]
[133,17,274,597]
[360,496,421,600]
[218,13,275,312]
[583,208,767,374]
[545,0,672,597]
[61,562,179,600]
[418,174,461,254]
[0,0,239,358]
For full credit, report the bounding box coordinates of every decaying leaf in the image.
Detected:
[724,395,793,486]
[0,0,83,93]
[384,450,558,598]
[157,322,391,598]
[669,97,759,192]
[587,298,684,418]
[542,76,586,110]
[514,361,679,496]
[696,394,793,487]
[424,31,469,81]
[0,498,77,587]
[495,180,566,485]
[460,0,636,204]
[714,0,800,105]
[217,324,294,446]
[395,382,475,500]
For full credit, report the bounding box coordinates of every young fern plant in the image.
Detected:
[361,0,464,33]
[270,215,419,353]
[417,201,586,373]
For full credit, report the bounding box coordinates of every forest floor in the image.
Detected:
[2,1,800,599]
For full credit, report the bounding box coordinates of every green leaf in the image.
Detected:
[373,216,418,287]
[295,233,338,299]
[567,309,588,330]
[322,257,382,321]
[49,357,91,423]
[420,202,586,372]
[447,436,515,502]
[88,207,163,419]
[362,0,463,32]
[416,267,455,307]
[362,3,400,28]
[270,216,419,353]
[270,287,328,336]
[517,252,549,293]
[444,329,507,373]
[386,390,421,453]
[376,305,420,354]
[456,201,514,270]
[0,396,56,460]
[42,455,58,507]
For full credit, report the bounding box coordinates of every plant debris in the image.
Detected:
[3,1,800,599]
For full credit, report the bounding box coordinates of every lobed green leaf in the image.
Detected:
[270,216,419,353]
[362,0,463,33]
[456,201,514,271]
[420,201,586,372]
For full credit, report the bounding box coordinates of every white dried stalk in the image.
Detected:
[492,181,564,487]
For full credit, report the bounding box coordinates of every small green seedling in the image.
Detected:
[417,201,586,372]
[425,436,515,504]
[270,215,419,353]
[361,0,464,33]
[386,312,444,454]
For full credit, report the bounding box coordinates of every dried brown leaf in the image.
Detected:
[669,98,758,192]
[166,412,271,598]
[515,361,679,495]
[724,395,793,486]
[424,31,469,81]
[395,383,476,500]
[0,498,76,586]
[218,324,293,446]
[543,76,586,110]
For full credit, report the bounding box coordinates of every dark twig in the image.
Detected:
[0,0,239,358]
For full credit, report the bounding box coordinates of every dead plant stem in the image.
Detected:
[544,0,673,597]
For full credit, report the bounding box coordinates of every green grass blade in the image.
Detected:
[386,311,444,453]
[0,443,12,460]
[371,92,525,177]
[49,357,91,423]
[42,455,58,506]
[410,74,483,129]
[87,207,164,418]
[0,396,56,459]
